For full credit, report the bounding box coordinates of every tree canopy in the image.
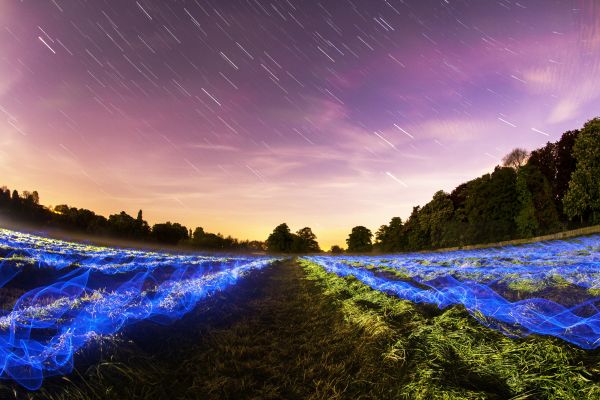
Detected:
[0,188,262,251]
[365,118,597,253]
[346,226,373,253]
[266,223,321,253]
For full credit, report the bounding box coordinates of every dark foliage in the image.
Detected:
[151,222,189,245]
[0,188,262,251]
[346,226,373,253]
[266,223,321,253]
[329,245,344,254]
[528,129,579,217]
[372,119,598,253]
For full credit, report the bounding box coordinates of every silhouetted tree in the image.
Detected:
[329,245,344,254]
[502,148,529,170]
[419,191,454,248]
[21,190,39,205]
[0,185,260,250]
[0,187,10,205]
[192,226,227,249]
[404,207,429,250]
[375,217,406,252]
[108,211,139,238]
[152,222,189,245]
[346,226,373,252]
[266,223,294,253]
[134,210,150,238]
[294,227,321,253]
[244,240,267,252]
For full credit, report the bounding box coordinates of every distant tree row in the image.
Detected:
[337,117,600,253]
[4,118,598,254]
[0,191,264,251]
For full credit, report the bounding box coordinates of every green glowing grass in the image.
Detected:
[300,259,600,399]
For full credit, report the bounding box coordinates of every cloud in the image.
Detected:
[547,76,600,124]
[186,142,240,152]
[548,98,579,124]
[402,118,491,142]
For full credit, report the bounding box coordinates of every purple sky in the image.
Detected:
[1,0,599,248]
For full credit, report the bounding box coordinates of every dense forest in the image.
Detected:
[340,117,600,253]
[0,191,264,252]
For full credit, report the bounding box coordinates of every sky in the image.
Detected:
[1,0,599,249]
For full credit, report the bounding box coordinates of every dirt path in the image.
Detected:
[172,258,386,399]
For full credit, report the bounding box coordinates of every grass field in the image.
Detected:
[2,256,600,399]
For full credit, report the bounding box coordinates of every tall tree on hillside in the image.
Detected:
[387,217,406,251]
[563,118,600,224]
[502,148,529,170]
[266,223,295,253]
[346,226,373,252]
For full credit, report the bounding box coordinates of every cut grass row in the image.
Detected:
[299,258,600,399]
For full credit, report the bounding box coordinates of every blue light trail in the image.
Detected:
[304,235,600,349]
[0,228,279,390]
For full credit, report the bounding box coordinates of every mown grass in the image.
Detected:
[2,259,600,399]
[299,259,600,399]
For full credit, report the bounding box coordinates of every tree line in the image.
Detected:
[0,191,264,251]
[3,118,598,254]
[337,117,599,253]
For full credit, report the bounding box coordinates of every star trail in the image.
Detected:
[1,0,599,247]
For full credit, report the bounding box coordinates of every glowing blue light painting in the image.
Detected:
[0,229,278,390]
[304,236,600,349]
